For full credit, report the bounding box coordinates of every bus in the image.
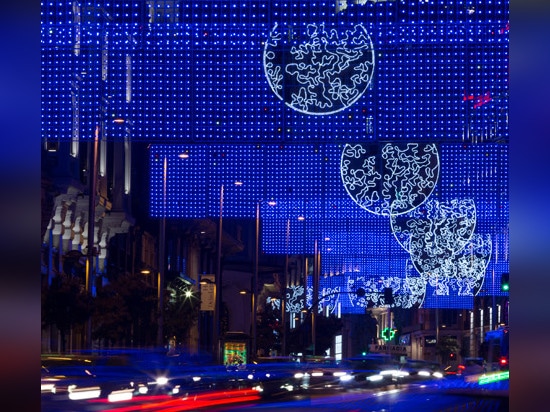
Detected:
[480,326,509,371]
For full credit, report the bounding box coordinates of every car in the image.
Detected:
[400,359,445,380]
[341,354,403,388]
[461,357,486,376]
[41,354,149,402]
[245,356,310,398]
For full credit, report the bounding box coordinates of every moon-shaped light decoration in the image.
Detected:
[421,233,492,297]
[341,142,440,216]
[263,22,375,115]
[390,198,477,263]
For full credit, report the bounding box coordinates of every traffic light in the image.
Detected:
[500,273,509,292]
[383,287,394,305]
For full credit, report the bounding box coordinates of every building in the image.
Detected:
[41,1,509,362]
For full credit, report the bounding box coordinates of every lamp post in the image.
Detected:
[282,217,290,356]
[212,181,243,363]
[85,126,99,350]
[253,199,276,359]
[157,155,167,348]
[213,184,224,363]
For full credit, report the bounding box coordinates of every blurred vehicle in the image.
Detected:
[41,354,149,402]
[103,348,227,396]
[481,326,509,371]
[246,355,309,398]
[340,354,404,388]
[400,359,445,380]
[301,357,355,392]
[461,357,485,376]
[444,362,465,376]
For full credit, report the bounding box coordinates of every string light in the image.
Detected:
[42,0,509,312]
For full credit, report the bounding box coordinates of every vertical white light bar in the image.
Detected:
[469,311,475,356]
[479,308,484,344]
[99,135,106,177]
[126,54,132,103]
[124,137,131,194]
[72,1,81,56]
[70,90,79,157]
[102,32,109,81]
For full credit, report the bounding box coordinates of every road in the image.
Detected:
[42,375,509,412]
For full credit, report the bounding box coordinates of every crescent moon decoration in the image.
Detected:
[285,284,305,314]
[390,198,477,263]
[263,22,375,115]
[341,142,440,216]
[421,233,492,298]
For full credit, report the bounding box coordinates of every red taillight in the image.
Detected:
[499,357,508,366]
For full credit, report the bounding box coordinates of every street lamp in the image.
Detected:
[157,155,167,348]
[213,181,243,363]
[253,199,276,360]
[85,125,99,350]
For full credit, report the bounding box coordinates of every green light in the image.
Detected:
[381,327,396,341]
[502,284,509,291]
[478,371,509,385]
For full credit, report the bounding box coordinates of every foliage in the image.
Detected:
[435,335,460,363]
[163,278,201,344]
[256,300,283,357]
[41,274,93,352]
[92,272,157,347]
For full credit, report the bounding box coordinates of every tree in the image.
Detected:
[163,278,200,347]
[41,274,93,353]
[256,300,283,357]
[92,272,157,348]
[435,335,460,364]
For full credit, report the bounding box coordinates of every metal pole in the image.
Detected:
[157,156,167,348]
[282,218,289,356]
[311,239,319,356]
[85,126,99,350]
[253,201,260,360]
[213,184,224,363]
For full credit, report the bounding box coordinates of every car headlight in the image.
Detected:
[367,374,384,382]
[155,376,169,385]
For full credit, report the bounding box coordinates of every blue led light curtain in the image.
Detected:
[42,1,509,310]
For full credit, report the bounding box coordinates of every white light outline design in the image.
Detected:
[390,198,491,299]
[390,198,477,262]
[421,233,492,298]
[263,22,375,115]
[344,269,426,309]
[305,286,342,315]
[340,143,440,216]
[285,284,305,314]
